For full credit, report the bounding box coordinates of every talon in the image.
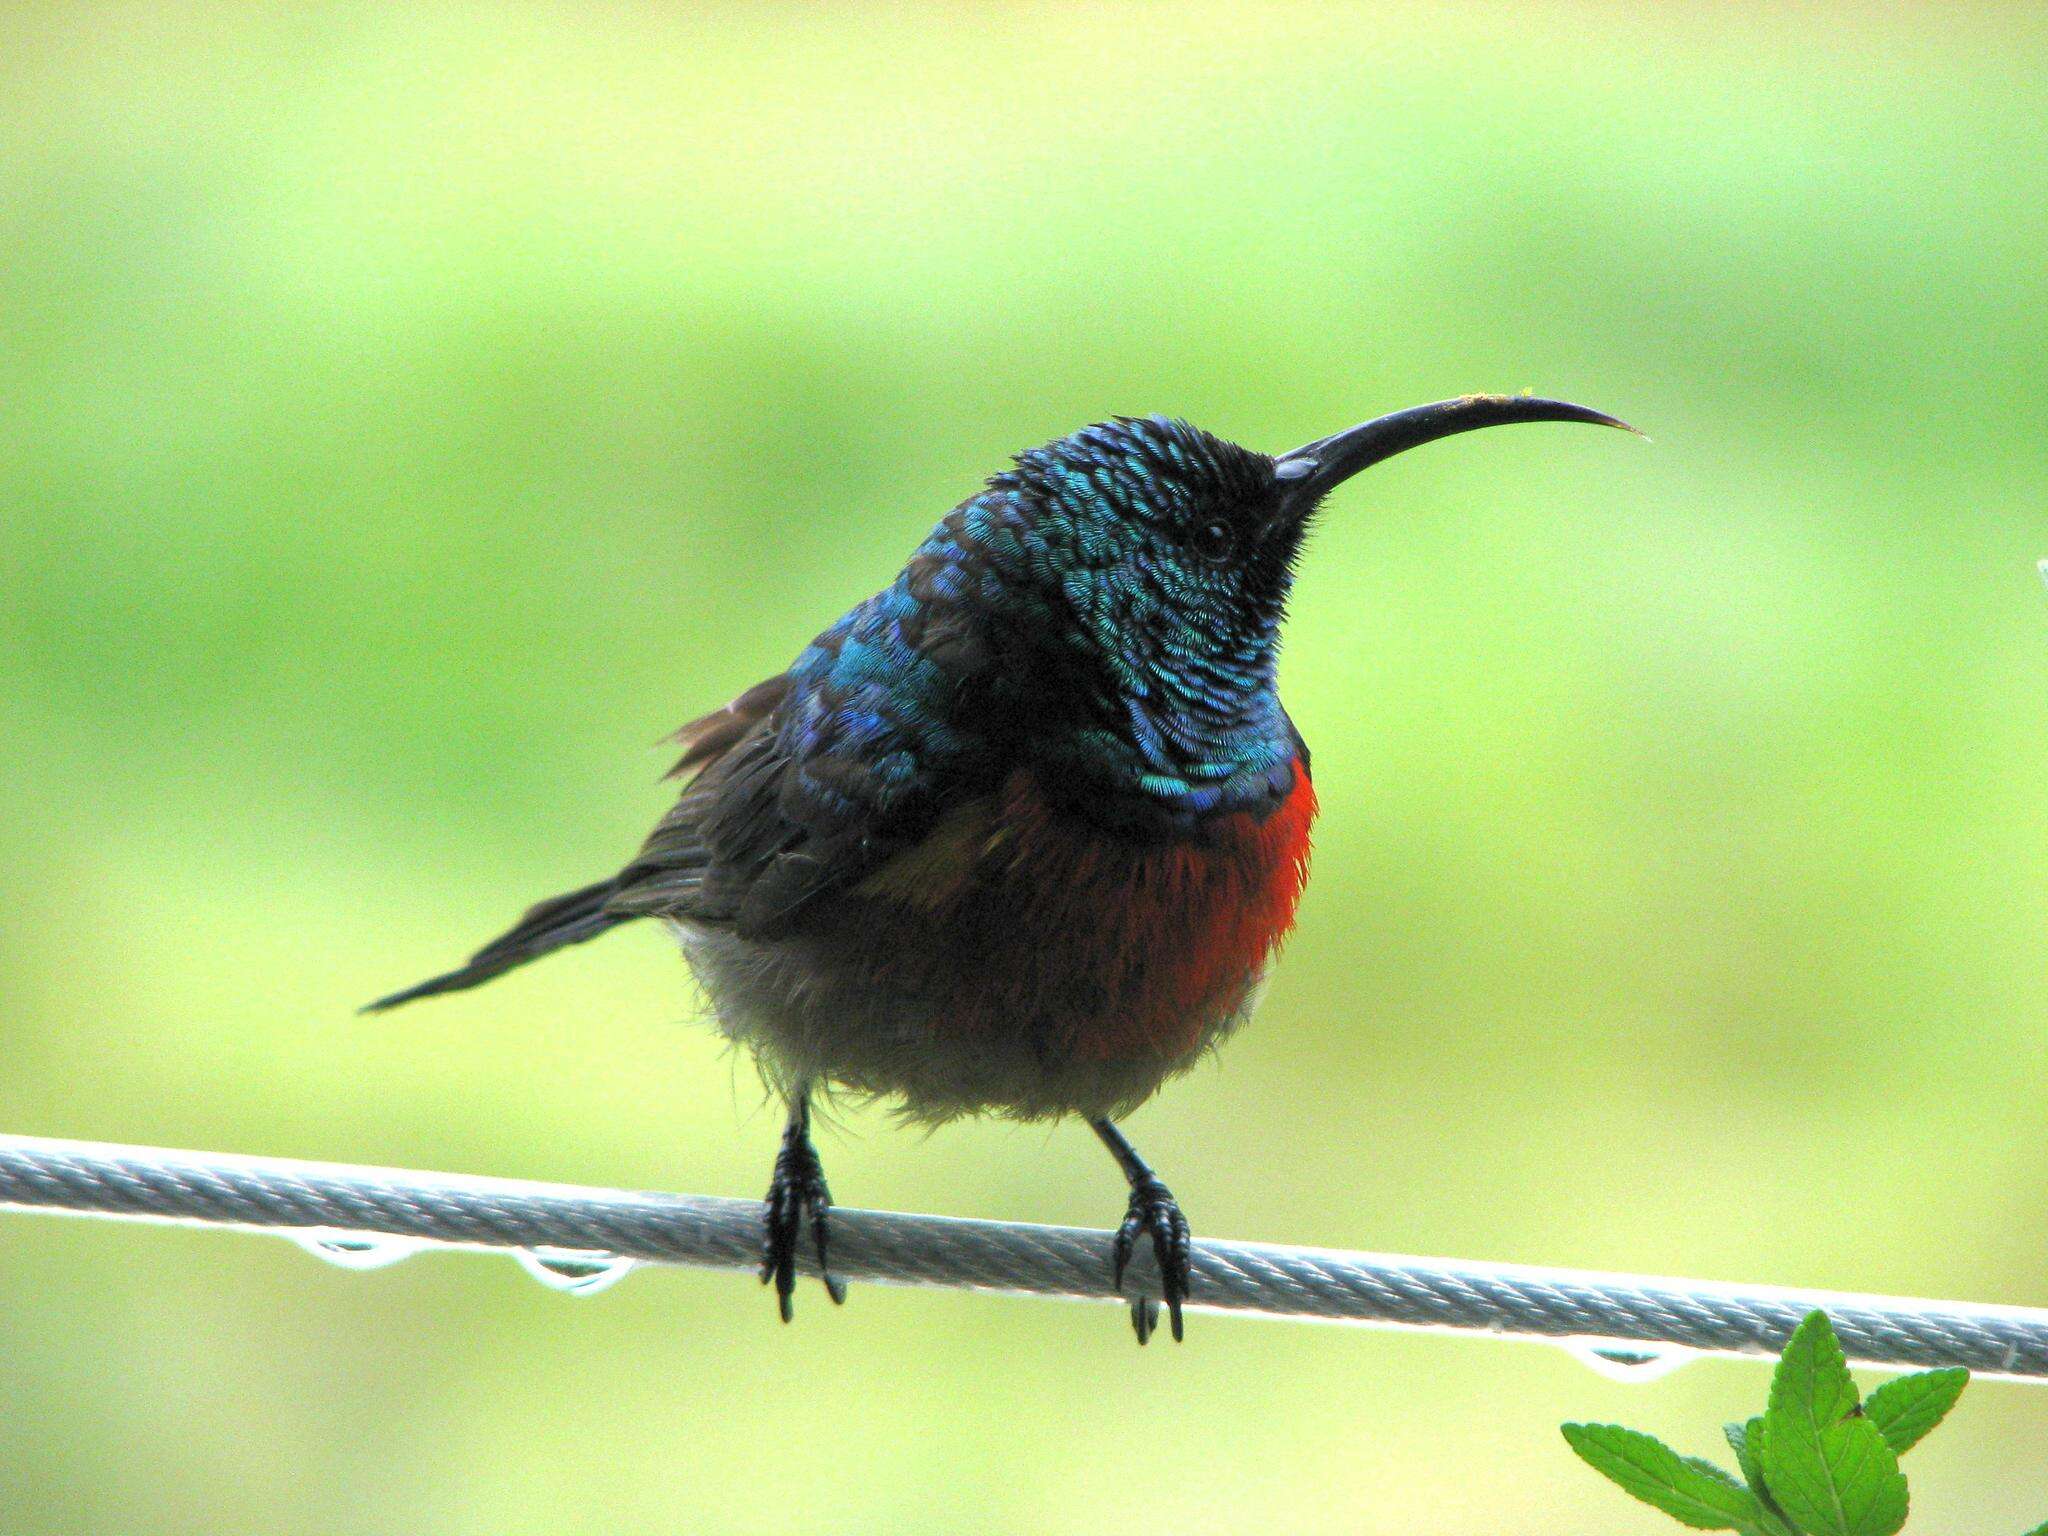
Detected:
[814,1202,847,1306]
[1113,1172,1193,1346]
[759,1101,843,1321]
[1112,1214,1138,1293]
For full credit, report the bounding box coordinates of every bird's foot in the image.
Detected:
[1112,1174,1192,1344]
[760,1125,846,1321]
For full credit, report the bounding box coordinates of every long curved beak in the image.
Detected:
[1272,395,1636,513]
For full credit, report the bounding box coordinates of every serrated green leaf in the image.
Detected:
[1763,1416,1908,1536]
[1725,1420,1752,1458]
[1761,1316,1908,1536]
[1562,1422,1764,1530]
[1769,1312,1863,1440]
[1727,1419,1766,1490]
[1725,1421,1800,1536]
[1685,1455,1750,1491]
[1864,1368,1967,1456]
[2018,1523,2048,1536]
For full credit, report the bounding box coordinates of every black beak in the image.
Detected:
[1272,395,1636,513]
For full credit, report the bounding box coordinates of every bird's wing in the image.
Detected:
[606,605,994,941]
[664,673,793,781]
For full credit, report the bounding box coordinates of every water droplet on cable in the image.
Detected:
[290,1230,423,1270]
[1561,1338,1695,1382]
[514,1248,637,1297]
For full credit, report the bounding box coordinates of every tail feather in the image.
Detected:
[362,878,631,1013]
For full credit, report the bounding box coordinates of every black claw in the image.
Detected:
[760,1119,842,1321]
[1113,1173,1192,1345]
[814,1201,847,1306]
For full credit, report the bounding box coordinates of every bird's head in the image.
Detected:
[943,396,1631,824]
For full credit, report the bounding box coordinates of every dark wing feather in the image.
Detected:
[370,541,1002,1012]
[605,706,794,923]
[666,674,791,780]
[608,607,993,941]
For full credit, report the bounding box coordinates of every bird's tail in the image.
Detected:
[362,878,631,1013]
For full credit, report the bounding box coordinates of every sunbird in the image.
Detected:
[369,394,1629,1342]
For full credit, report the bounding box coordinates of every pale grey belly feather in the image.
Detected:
[667,919,1259,1124]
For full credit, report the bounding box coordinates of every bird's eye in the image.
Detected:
[1190,518,1236,562]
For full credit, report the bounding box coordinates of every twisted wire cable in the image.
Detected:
[4,1133,2045,1378]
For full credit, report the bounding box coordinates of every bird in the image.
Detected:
[366,393,1630,1342]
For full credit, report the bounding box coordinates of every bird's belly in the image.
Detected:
[675,761,1316,1122]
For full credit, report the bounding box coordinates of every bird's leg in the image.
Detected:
[1090,1117,1193,1344]
[760,1088,845,1321]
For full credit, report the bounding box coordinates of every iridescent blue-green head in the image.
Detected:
[941,396,1630,826]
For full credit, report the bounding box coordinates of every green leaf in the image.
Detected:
[1562,1422,1765,1530]
[2019,1524,2048,1536]
[1769,1312,1864,1436]
[1725,1421,1800,1536]
[1760,1313,1909,1536]
[1763,1414,1907,1536]
[1685,1456,1748,1489]
[1864,1368,1967,1456]
[1727,1420,1767,1492]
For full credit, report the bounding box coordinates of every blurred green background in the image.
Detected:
[4,2,2047,1531]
